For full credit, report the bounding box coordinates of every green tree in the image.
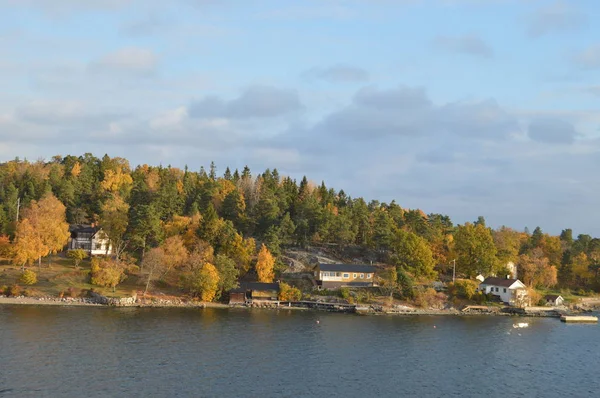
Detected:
[390,229,436,279]
[214,254,239,296]
[453,223,497,277]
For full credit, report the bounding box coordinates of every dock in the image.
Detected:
[560,315,598,323]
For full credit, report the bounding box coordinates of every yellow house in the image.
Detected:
[314,263,376,289]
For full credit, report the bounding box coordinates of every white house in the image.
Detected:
[68,224,112,256]
[479,277,528,307]
[545,295,565,307]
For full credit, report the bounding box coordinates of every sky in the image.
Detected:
[1,0,599,236]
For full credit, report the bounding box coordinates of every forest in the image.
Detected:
[0,154,599,301]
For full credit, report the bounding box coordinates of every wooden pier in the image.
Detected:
[560,315,598,323]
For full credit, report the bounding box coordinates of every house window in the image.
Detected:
[367,274,371,279]
[343,273,349,278]
[96,243,102,250]
[353,273,357,278]
[360,273,364,279]
[503,288,507,293]
[495,287,499,292]
[336,272,341,277]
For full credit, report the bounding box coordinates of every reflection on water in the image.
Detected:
[0,306,599,397]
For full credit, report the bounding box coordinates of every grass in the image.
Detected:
[0,254,145,298]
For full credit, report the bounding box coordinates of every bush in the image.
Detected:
[447,280,478,300]
[6,284,21,297]
[414,288,446,309]
[20,269,38,285]
[279,282,302,301]
[339,287,350,300]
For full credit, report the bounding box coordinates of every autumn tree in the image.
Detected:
[256,244,275,283]
[20,269,38,285]
[160,235,189,277]
[90,257,127,292]
[140,247,166,297]
[100,194,129,257]
[518,248,557,288]
[13,193,70,269]
[181,262,220,301]
[279,282,301,301]
[0,235,12,259]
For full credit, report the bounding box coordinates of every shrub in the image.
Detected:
[414,288,446,309]
[20,269,38,285]
[7,284,21,297]
[447,280,478,300]
[339,287,350,300]
[279,282,302,301]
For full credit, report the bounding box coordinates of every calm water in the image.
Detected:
[0,306,599,398]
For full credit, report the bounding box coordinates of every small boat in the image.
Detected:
[512,322,529,328]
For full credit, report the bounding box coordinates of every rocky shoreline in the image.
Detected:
[0,294,585,318]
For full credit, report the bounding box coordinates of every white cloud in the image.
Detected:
[527,1,585,37]
[89,48,158,75]
[434,34,493,58]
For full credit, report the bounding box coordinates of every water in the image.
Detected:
[0,306,599,398]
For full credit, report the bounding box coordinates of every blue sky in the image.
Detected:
[1,0,600,235]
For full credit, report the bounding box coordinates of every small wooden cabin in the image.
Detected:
[229,282,280,304]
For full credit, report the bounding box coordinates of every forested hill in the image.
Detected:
[0,154,599,292]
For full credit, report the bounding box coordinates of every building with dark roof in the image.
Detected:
[314,263,376,289]
[544,294,565,306]
[479,277,528,306]
[229,282,280,304]
[68,224,112,255]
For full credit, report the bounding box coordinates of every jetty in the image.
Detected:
[560,315,598,323]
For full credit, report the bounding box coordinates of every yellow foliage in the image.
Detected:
[161,235,189,273]
[20,269,38,285]
[71,162,81,177]
[211,179,237,211]
[199,263,220,302]
[90,257,126,292]
[145,168,161,192]
[101,169,133,192]
[0,235,12,258]
[279,282,301,301]
[14,194,70,266]
[256,244,275,283]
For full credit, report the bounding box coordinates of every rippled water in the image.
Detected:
[0,306,599,397]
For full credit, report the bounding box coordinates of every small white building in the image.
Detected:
[68,224,112,256]
[545,295,565,307]
[479,277,528,307]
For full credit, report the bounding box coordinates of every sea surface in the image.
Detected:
[0,305,599,398]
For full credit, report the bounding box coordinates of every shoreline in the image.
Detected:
[0,296,577,318]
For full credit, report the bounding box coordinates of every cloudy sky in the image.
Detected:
[1,0,599,235]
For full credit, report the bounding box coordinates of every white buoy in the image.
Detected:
[512,322,529,329]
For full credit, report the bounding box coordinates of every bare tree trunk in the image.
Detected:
[143,266,154,298]
[38,256,42,271]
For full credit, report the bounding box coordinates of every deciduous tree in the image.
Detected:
[256,244,275,283]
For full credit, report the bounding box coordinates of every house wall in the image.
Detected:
[251,290,278,300]
[483,285,513,303]
[316,270,374,283]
